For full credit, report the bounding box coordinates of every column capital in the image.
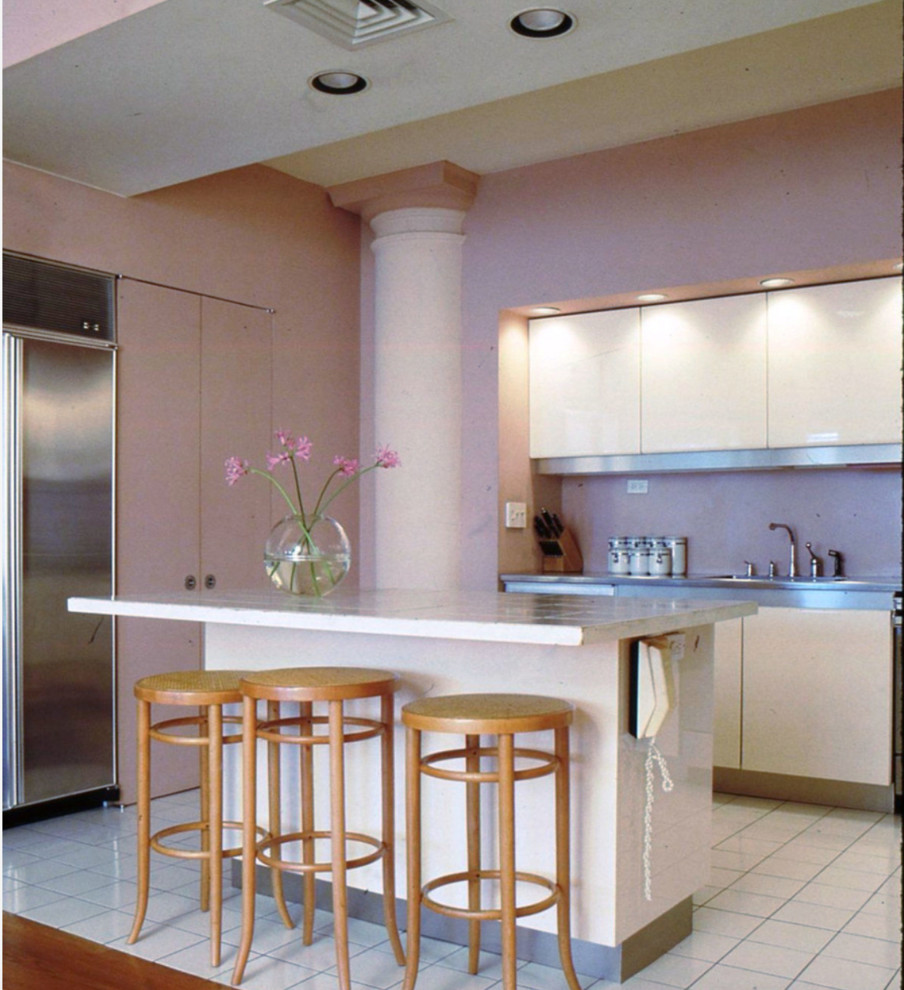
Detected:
[327,161,479,225]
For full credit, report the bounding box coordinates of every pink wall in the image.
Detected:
[3,160,364,549]
[565,468,901,579]
[457,90,903,587]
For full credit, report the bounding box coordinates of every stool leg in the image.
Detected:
[299,700,316,945]
[402,725,422,990]
[381,692,406,965]
[127,698,151,945]
[208,703,224,967]
[268,700,294,931]
[554,726,581,990]
[232,695,258,985]
[498,733,517,990]
[465,733,481,974]
[200,706,210,915]
[329,699,352,990]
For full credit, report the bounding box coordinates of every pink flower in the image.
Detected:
[225,456,249,486]
[293,435,313,461]
[375,445,401,468]
[274,430,295,448]
[333,456,359,476]
[265,451,292,469]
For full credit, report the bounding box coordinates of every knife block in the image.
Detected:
[539,527,583,574]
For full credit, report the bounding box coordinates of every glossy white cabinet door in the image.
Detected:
[742,607,892,785]
[713,617,742,769]
[529,309,640,457]
[767,277,903,447]
[641,294,767,452]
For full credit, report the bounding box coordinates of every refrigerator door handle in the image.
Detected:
[2,333,23,810]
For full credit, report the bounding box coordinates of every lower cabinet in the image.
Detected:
[714,607,892,786]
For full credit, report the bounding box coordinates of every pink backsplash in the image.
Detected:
[563,468,902,580]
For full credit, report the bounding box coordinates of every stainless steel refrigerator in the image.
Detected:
[3,254,117,823]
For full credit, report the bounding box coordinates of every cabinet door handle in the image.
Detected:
[204,574,217,590]
[184,575,197,590]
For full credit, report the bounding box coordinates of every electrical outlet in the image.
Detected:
[627,479,649,494]
[504,501,528,528]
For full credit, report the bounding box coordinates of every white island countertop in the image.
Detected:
[68,587,756,646]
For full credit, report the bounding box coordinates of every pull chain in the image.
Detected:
[642,739,673,901]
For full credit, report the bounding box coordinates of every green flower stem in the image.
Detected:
[247,467,301,520]
[314,463,383,519]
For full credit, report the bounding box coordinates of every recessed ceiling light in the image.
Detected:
[310,71,369,95]
[509,8,575,38]
[637,293,668,303]
[759,276,796,288]
[530,306,561,315]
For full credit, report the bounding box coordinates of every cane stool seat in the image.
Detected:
[128,669,287,968]
[231,666,405,989]
[402,692,580,990]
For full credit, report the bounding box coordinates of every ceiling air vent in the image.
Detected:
[264,0,451,49]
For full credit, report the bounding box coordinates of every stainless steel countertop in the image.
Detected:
[500,573,900,610]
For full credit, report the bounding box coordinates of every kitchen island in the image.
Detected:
[69,588,755,982]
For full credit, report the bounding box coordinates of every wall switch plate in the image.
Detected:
[505,501,528,528]
[627,479,649,494]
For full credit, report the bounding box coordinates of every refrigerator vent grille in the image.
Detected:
[263,0,450,49]
[3,254,115,342]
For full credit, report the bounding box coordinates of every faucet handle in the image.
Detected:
[743,560,755,577]
[827,549,844,577]
[768,560,777,578]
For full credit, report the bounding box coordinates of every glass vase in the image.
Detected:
[264,515,351,597]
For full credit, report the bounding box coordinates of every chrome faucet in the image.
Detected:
[768,522,797,577]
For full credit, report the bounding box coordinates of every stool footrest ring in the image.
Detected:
[421,869,560,921]
[257,830,386,874]
[421,745,558,783]
[150,820,265,861]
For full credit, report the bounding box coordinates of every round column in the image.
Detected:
[369,207,466,590]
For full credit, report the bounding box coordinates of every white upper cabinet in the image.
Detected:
[767,277,903,447]
[529,309,640,457]
[641,295,767,453]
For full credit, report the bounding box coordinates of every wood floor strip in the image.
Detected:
[2,912,220,990]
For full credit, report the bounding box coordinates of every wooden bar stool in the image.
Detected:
[128,669,290,967]
[231,667,406,988]
[402,693,581,990]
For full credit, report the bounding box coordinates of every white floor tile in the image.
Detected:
[668,929,740,962]
[61,907,135,943]
[692,906,765,938]
[772,901,857,931]
[107,923,206,962]
[686,963,792,989]
[755,857,826,882]
[705,888,788,918]
[842,913,903,942]
[625,951,711,987]
[797,955,897,990]
[747,919,835,953]
[730,872,806,899]
[815,868,887,893]
[2,792,900,990]
[822,933,903,970]
[19,894,108,929]
[793,883,873,912]
[720,939,815,978]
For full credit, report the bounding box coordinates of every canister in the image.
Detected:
[649,548,672,575]
[628,549,651,575]
[608,537,630,551]
[664,537,687,576]
[607,549,630,574]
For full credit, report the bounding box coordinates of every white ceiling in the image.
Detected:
[3,0,900,196]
